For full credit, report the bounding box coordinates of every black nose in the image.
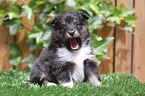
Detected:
[68,30,75,36]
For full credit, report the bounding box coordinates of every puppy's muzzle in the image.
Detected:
[67,30,80,38]
[68,30,75,36]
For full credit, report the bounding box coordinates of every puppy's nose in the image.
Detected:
[68,30,75,36]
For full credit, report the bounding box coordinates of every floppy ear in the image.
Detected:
[50,17,57,25]
[50,14,60,25]
[77,11,89,20]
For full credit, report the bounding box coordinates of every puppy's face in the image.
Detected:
[51,12,89,52]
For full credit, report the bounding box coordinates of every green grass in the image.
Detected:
[0,71,145,96]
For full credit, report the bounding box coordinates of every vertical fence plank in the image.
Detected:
[133,0,145,82]
[114,0,133,74]
[0,26,13,72]
[16,28,33,71]
[98,22,115,74]
[16,0,33,71]
[98,0,115,74]
[16,0,30,4]
[0,0,14,72]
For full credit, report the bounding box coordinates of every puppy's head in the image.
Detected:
[51,11,89,52]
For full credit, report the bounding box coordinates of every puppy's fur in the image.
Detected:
[30,11,102,88]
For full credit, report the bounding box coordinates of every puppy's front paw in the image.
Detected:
[61,81,74,88]
[91,79,102,86]
[46,82,57,86]
[89,74,102,86]
[93,81,102,86]
[44,81,57,86]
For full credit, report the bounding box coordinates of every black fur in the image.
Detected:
[30,11,102,87]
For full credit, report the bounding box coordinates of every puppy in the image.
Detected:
[30,11,102,88]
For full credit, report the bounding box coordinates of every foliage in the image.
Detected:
[91,33,114,64]
[0,71,145,96]
[0,0,138,70]
[9,44,23,67]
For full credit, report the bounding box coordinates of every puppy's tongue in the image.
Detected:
[69,38,79,50]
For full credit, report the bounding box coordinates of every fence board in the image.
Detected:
[133,0,145,82]
[114,0,133,74]
[16,0,30,4]
[98,22,115,74]
[16,29,33,71]
[98,0,115,74]
[0,26,13,72]
[17,0,33,71]
[0,0,14,72]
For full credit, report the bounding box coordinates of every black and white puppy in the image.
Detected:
[30,11,102,88]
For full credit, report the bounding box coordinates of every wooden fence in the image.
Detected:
[0,0,145,83]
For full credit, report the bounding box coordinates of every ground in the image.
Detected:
[0,70,145,96]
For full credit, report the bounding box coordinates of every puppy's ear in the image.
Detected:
[77,11,89,20]
[50,14,60,25]
[50,17,57,25]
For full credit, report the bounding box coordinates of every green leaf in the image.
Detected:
[124,15,138,32]
[9,44,23,67]
[0,6,8,25]
[38,5,49,24]
[47,12,57,20]
[22,5,33,20]
[9,0,17,3]
[3,18,22,36]
[27,23,51,50]
[107,8,123,24]
[93,37,114,54]
[124,25,133,32]
[8,12,18,19]
[41,26,51,47]
[107,3,136,24]
[99,1,113,17]
[89,3,99,15]
[88,14,104,31]
[27,23,44,44]
[29,43,39,51]
[9,23,19,35]
[53,1,66,13]
[49,0,62,3]
[125,15,138,27]
[28,0,48,10]
[8,6,19,19]
[22,53,37,69]
[42,30,51,40]
[3,18,19,27]
[66,0,76,8]
[27,30,43,44]
[119,3,135,17]
[91,33,114,63]
[79,6,93,16]
[29,40,39,51]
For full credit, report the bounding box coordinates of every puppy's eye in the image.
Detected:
[60,25,65,29]
[76,23,82,28]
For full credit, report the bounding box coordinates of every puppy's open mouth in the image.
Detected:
[66,37,82,51]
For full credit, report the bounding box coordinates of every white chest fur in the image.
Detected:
[56,45,94,82]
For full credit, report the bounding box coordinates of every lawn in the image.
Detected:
[0,70,145,96]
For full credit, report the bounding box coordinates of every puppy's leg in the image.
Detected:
[30,63,57,86]
[55,62,74,88]
[41,72,57,86]
[60,71,73,88]
[84,59,102,86]
[30,64,44,85]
